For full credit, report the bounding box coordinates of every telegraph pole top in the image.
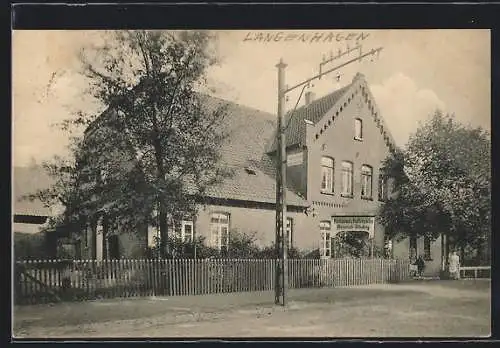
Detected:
[276,58,287,69]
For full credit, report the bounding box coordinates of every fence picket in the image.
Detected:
[15,257,415,304]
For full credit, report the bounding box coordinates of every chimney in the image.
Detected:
[305,91,315,106]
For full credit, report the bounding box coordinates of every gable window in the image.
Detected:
[424,236,432,261]
[286,217,294,249]
[341,161,353,197]
[354,118,363,140]
[320,157,334,193]
[378,170,388,201]
[360,165,373,199]
[319,221,332,258]
[210,213,230,250]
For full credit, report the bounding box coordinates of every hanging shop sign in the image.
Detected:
[287,151,303,166]
[332,216,375,238]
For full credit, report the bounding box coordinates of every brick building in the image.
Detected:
[14,73,444,275]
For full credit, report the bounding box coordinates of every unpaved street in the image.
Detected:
[14,280,491,338]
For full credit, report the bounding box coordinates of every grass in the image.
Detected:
[13,279,491,338]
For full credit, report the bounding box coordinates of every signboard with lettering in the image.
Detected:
[332,216,375,238]
[287,151,303,166]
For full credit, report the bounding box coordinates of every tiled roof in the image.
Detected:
[268,84,352,152]
[198,95,308,207]
[14,75,398,213]
[12,166,54,217]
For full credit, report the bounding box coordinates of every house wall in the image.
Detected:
[13,222,44,234]
[393,235,443,276]
[298,80,393,253]
[195,203,315,251]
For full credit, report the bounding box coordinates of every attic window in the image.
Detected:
[354,118,363,141]
[244,168,257,175]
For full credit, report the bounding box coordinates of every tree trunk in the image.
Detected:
[460,245,465,265]
[159,201,168,258]
[440,233,445,271]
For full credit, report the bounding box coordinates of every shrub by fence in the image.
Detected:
[14,258,410,305]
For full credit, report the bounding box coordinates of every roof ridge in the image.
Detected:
[199,92,276,121]
[285,83,352,118]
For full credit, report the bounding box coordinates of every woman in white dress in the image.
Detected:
[448,251,461,280]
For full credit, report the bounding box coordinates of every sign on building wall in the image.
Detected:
[287,151,303,166]
[332,216,375,238]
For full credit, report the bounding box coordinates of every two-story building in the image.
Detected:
[45,73,444,275]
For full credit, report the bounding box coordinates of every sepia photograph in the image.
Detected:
[12,29,491,338]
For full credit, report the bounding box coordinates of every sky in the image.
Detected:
[12,29,491,167]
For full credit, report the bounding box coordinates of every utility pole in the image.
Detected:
[274,45,383,307]
[275,58,287,305]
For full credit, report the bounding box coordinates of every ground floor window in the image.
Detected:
[319,221,332,258]
[174,220,194,243]
[182,221,194,243]
[210,213,230,250]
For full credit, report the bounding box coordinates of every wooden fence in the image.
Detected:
[14,258,410,305]
[459,266,491,279]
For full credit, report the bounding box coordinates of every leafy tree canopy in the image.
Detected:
[378,110,491,252]
[27,31,231,257]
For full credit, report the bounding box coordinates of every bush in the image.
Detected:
[145,230,311,260]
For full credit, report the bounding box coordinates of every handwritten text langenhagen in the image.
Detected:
[243,31,370,43]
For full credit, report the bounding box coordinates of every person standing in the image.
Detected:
[416,255,425,278]
[448,251,461,280]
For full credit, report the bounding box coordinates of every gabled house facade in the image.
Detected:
[38,72,443,276]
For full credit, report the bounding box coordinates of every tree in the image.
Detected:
[29,31,230,258]
[378,110,491,263]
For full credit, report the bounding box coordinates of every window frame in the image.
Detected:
[360,164,373,200]
[354,118,363,141]
[181,220,194,243]
[210,213,230,250]
[320,156,335,194]
[319,221,332,258]
[341,161,354,197]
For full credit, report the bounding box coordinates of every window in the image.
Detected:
[354,118,363,140]
[360,165,373,199]
[319,221,332,258]
[181,221,194,243]
[341,161,353,196]
[378,170,388,201]
[210,213,230,250]
[320,157,334,193]
[286,217,294,248]
[424,236,432,260]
